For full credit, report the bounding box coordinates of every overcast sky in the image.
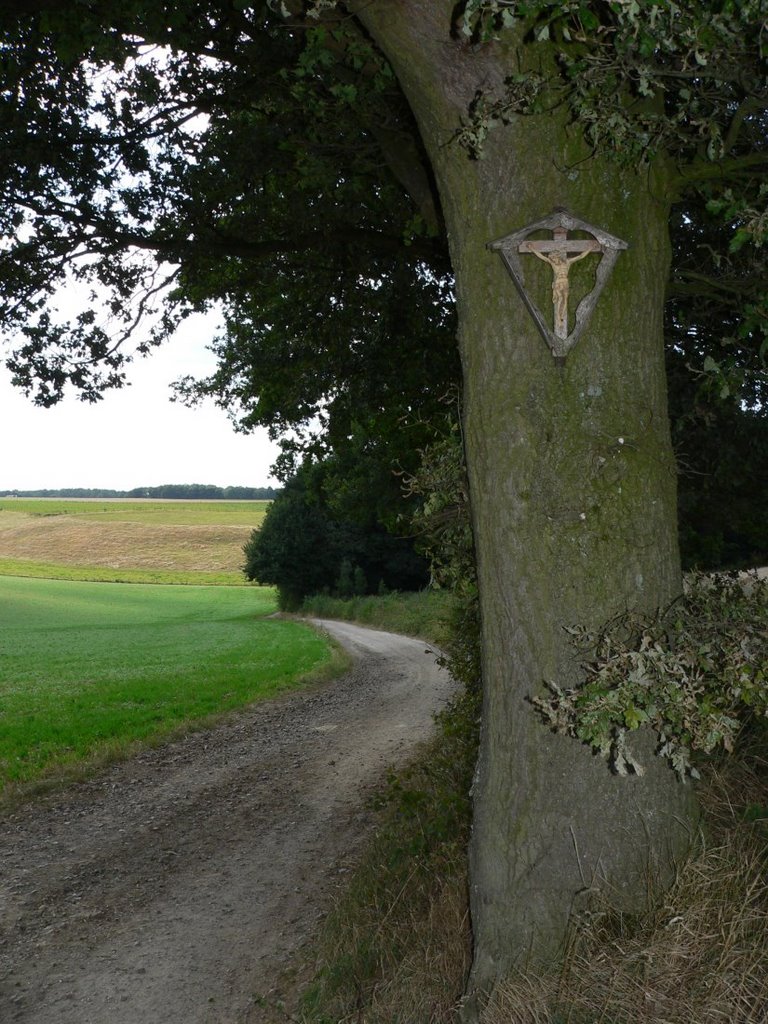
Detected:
[0,312,281,491]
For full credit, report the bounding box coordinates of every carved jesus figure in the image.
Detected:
[530,246,593,339]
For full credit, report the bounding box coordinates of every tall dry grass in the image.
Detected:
[298,739,768,1024]
[483,750,768,1024]
[305,854,471,1024]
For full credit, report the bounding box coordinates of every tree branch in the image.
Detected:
[668,269,767,303]
[722,97,768,155]
[672,153,768,190]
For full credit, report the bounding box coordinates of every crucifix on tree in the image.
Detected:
[488,208,629,361]
[519,227,601,341]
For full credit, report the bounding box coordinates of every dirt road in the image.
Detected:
[0,620,453,1024]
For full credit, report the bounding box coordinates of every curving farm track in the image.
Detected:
[0,620,453,1024]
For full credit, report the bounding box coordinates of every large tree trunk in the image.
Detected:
[355,1,697,1011]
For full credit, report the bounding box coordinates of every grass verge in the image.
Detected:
[0,558,245,585]
[298,689,480,1024]
[0,576,337,801]
[300,589,453,644]
[296,584,768,1024]
[298,720,768,1024]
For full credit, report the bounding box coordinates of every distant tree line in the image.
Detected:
[0,485,279,500]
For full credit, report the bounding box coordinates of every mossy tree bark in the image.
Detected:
[355,1,697,1009]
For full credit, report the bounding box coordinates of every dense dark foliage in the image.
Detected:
[242,460,428,610]
[670,360,768,570]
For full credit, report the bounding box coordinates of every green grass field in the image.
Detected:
[0,576,332,794]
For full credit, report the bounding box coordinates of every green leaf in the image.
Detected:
[580,8,599,30]
[624,705,647,729]
[729,228,752,252]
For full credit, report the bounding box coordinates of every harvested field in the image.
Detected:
[0,513,249,572]
[0,502,267,582]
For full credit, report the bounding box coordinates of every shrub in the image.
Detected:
[242,482,342,610]
[404,411,481,693]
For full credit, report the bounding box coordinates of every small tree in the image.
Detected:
[352,564,367,597]
[242,479,342,610]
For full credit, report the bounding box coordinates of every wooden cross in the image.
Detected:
[518,227,602,340]
[488,209,628,361]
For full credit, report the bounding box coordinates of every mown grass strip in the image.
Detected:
[0,577,335,798]
[0,498,269,526]
[0,558,246,585]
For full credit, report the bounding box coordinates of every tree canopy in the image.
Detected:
[0,1,765,448]
[0,1,456,467]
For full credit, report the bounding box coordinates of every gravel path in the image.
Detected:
[0,620,453,1024]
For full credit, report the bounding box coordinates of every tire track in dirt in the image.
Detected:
[0,621,453,1024]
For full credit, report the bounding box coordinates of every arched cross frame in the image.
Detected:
[488,208,629,362]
